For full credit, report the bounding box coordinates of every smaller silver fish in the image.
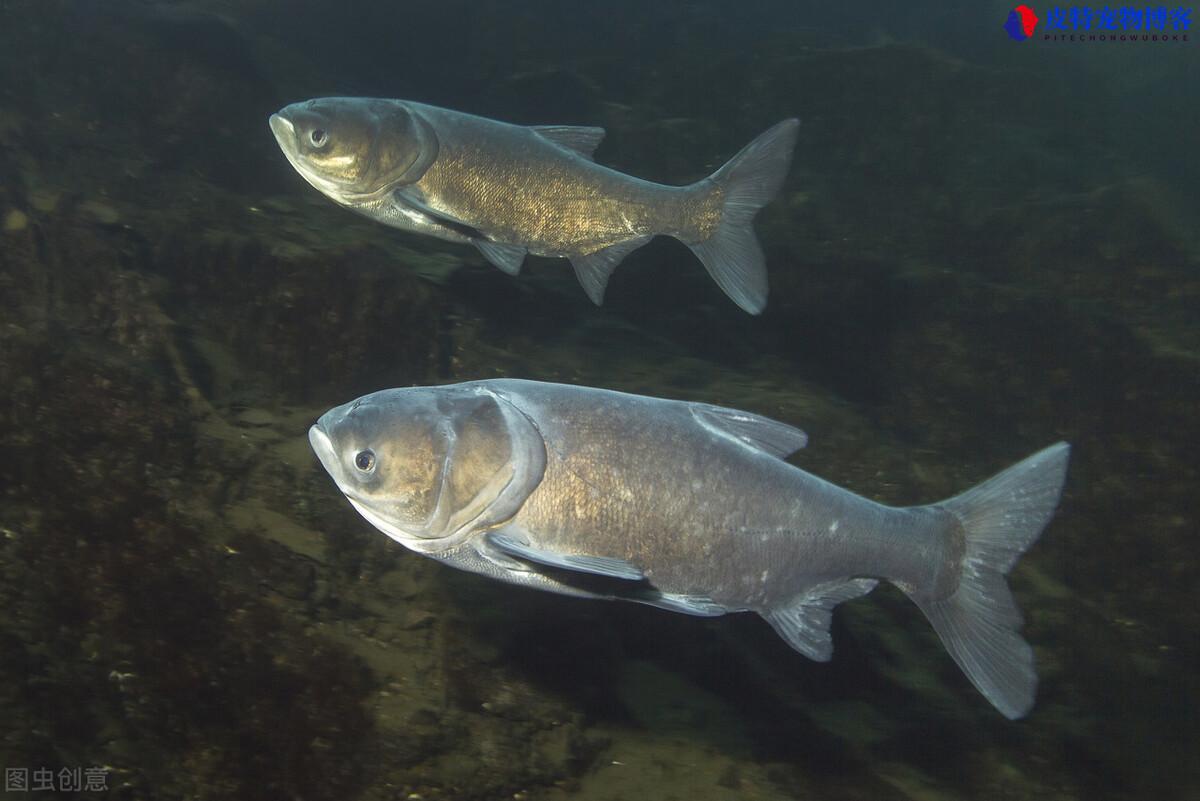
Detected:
[309,379,1070,718]
[269,98,799,313]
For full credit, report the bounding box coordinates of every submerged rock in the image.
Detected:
[3,208,27,232]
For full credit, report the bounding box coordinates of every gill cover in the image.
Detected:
[366,387,545,552]
[365,100,440,191]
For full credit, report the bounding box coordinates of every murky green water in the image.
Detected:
[0,1,1196,799]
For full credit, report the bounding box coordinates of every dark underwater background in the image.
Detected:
[1,1,1197,799]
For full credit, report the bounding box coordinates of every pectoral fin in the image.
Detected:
[530,125,606,160]
[476,537,532,572]
[392,187,528,275]
[392,187,485,241]
[485,530,645,581]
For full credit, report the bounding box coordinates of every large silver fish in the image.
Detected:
[308,379,1069,718]
[269,98,798,314]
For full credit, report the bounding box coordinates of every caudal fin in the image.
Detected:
[914,442,1071,719]
[688,118,799,315]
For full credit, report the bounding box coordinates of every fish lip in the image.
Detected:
[268,112,295,148]
[308,423,338,476]
[307,423,370,508]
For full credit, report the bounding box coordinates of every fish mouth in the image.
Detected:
[308,423,338,478]
[268,112,296,150]
[307,422,370,507]
[269,111,310,180]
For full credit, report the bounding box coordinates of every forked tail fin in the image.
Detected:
[914,442,1071,719]
[688,118,799,315]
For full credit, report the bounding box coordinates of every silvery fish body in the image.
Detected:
[308,379,1069,719]
[269,98,798,313]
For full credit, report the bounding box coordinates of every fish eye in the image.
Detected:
[309,128,329,148]
[353,449,376,472]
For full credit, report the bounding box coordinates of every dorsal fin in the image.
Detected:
[530,125,606,160]
[690,403,807,458]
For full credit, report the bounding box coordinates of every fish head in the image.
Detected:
[309,386,546,554]
[269,97,438,203]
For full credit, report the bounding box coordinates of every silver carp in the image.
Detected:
[269,98,798,313]
[308,379,1069,718]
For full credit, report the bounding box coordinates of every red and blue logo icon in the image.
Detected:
[1005,4,1041,39]
[1005,6,1192,40]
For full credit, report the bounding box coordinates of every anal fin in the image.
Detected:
[569,236,652,305]
[763,578,878,661]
